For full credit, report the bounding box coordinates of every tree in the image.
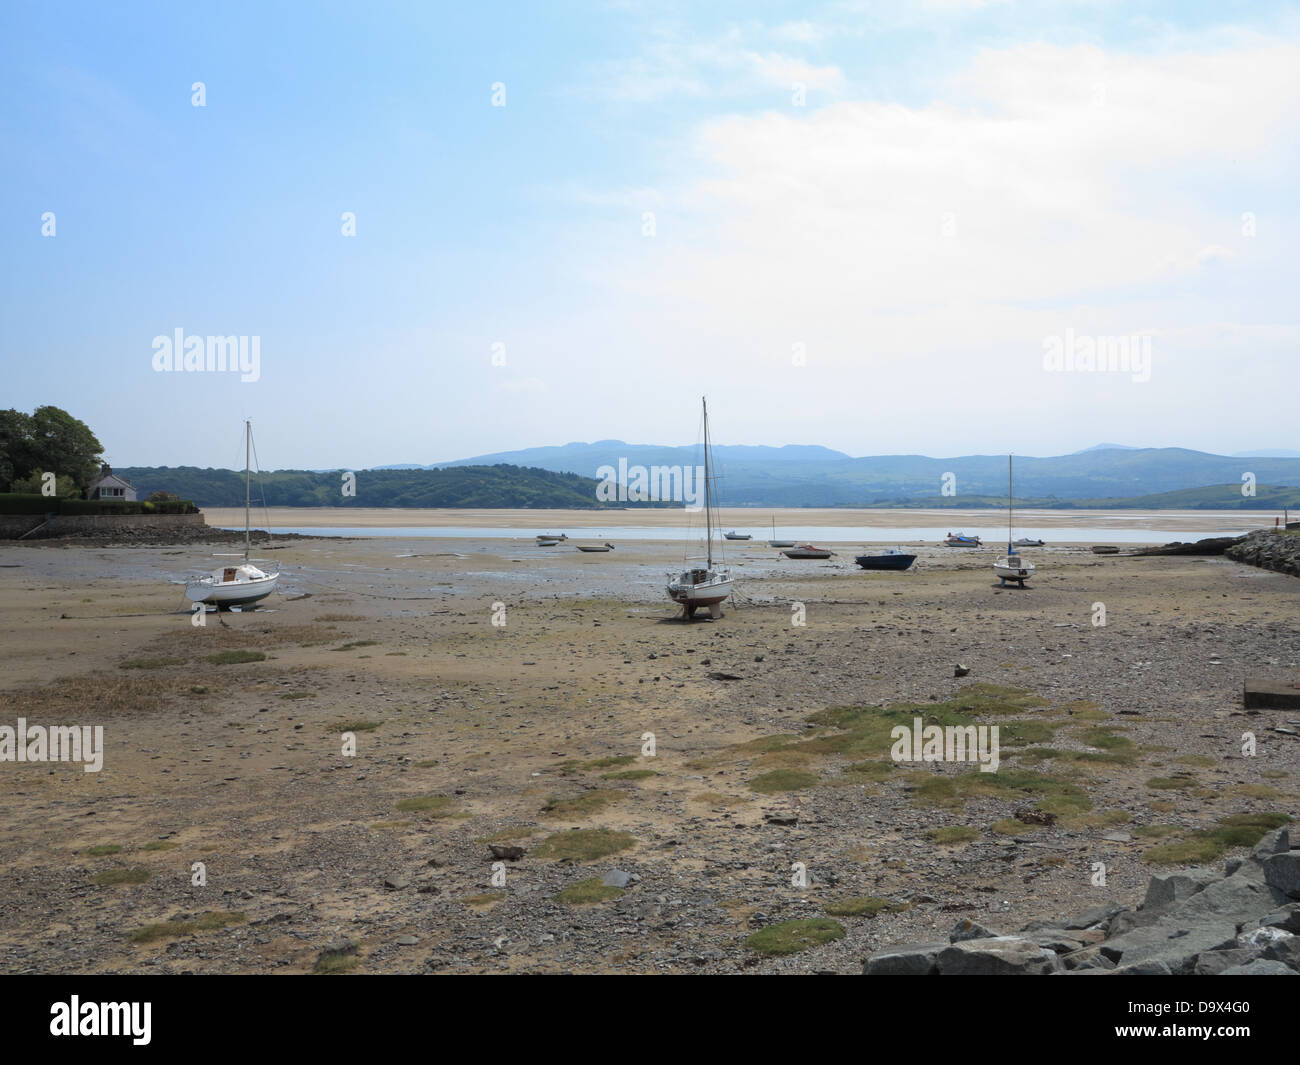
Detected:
[14,407,103,492]
[0,409,33,490]
[147,489,179,502]
[10,471,80,497]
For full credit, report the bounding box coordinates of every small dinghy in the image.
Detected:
[855,548,916,571]
[782,544,834,559]
[944,532,981,547]
[1091,545,1120,554]
[1013,537,1045,547]
[536,533,567,546]
[576,542,615,552]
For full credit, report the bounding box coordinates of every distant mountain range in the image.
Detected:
[370,444,1300,507]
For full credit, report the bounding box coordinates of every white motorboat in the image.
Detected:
[186,421,279,608]
[575,542,615,552]
[723,530,751,540]
[667,398,733,618]
[1013,537,1045,547]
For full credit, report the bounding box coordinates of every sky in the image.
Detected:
[1,1,1297,470]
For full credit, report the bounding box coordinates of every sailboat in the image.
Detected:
[186,421,280,609]
[993,454,1035,588]
[667,398,733,619]
[768,515,795,548]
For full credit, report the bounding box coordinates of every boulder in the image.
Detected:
[1263,853,1300,899]
[1220,959,1298,975]
[1141,867,1219,912]
[950,918,1002,943]
[936,937,1062,975]
[863,941,947,975]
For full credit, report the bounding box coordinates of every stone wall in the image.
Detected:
[1225,529,1300,578]
[0,512,208,540]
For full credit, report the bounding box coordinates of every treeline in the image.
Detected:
[115,464,676,509]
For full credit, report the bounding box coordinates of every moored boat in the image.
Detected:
[724,530,751,540]
[667,398,733,618]
[186,421,279,609]
[576,542,615,552]
[767,514,795,548]
[993,455,1035,587]
[1013,537,1045,547]
[944,532,981,547]
[855,548,916,571]
[782,544,834,559]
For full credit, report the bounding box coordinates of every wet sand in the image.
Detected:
[0,536,1296,974]
[202,507,1276,536]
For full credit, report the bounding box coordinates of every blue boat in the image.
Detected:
[855,548,916,571]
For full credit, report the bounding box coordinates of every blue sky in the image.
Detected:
[2,1,1297,470]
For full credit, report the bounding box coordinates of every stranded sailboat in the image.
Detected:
[185,421,279,609]
[993,454,1035,588]
[667,398,733,619]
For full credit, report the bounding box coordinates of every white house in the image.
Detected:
[86,463,137,502]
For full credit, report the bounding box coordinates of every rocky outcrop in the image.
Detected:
[1226,529,1300,578]
[863,828,1300,975]
[1132,536,1244,556]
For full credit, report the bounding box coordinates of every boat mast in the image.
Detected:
[703,397,712,568]
[244,420,251,563]
[1008,453,1013,550]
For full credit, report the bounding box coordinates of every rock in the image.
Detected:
[763,812,798,826]
[1101,830,1132,842]
[1263,852,1300,899]
[954,664,970,677]
[937,937,1061,975]
[383,876,410,891]
[950,918,1001,943]
[394,935,419,946]
[1100,920,1239,974]
[1220,959,1298,975]
[488,845,526,861]
[1115,960,1175,975]
[1141,867,1219,912]
[1061,904,1122,931]
[1025,930,1086,954]
[1257,904,1300,933]
[1252,827,1291,861]
[602,870,632,888]
[1262,936,1300,971]
[863,941,947,975]
[1064,947,1116,971]
[1193,948,1260,975]
[1237,926,1293,948]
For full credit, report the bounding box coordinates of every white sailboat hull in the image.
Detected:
[667,570,733,608]
[993,557,1035,585]
[186,565,279,606]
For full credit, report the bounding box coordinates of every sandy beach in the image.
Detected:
[203,506,1276,535]
[0,534,1296,974]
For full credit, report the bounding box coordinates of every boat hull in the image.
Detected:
[855,553,916,571]
[782,548,833,559]
[768,540,796,548]
[993,558,1034,586]
[186,572,278,606]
